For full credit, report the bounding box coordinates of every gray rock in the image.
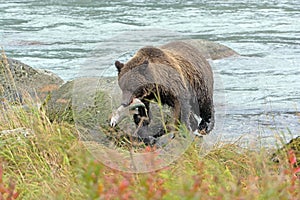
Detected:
[46,77,119,123]
[181,39,239,60]
[0,55,63,103]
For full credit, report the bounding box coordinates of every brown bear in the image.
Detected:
[111,41,214,141]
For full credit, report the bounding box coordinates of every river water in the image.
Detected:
[1,0,299,147]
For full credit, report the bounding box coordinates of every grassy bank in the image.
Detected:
[1,52,300,199]
[0,98,299,200]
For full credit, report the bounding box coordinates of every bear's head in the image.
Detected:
[115,60,153,107]
[114,46,180,107]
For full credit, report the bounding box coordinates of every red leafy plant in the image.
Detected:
[0,164,19,200]
[99,174,133,200]
[283,149,300,198]
[287,150,300,183]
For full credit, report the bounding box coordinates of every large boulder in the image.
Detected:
[46,77,119,124]
[182,39,239,60]
[46,77,124,144]
[0,55,63,103]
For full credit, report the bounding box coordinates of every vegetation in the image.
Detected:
[1,53,300,199]
[0,99,299,199]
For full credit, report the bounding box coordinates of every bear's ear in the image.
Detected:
[115,61,124,73]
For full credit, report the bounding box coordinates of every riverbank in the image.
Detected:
[0,99,299,199]
[1,41,299,199]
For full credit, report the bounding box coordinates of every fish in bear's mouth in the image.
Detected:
[110,98,146,127]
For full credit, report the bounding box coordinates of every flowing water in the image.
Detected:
[1,0,299,146]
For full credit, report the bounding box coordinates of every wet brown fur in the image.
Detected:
[115,41,214,134]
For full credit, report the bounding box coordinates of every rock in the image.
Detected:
[46,77,126,145]
[46,76,119,124]
[45,78,74,123]
[181,39,239,60]
[0,55,63,103]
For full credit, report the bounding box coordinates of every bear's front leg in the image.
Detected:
[198,106,215,135]
[173,98,192,132]
[206,107,215,133]
[179,100,192,132]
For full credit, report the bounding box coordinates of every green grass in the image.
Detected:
[1,52,300,199]
[0,99,299,200]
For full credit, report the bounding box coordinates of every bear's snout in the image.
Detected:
[121,91,134,107]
